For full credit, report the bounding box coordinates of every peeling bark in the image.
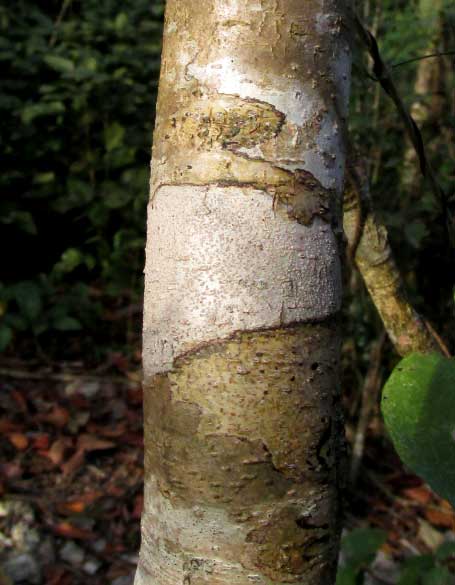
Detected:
[137,1,351,583]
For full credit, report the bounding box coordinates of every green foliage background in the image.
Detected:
[0,0,453,362]
[1,0,164,358]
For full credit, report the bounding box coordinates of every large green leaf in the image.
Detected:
[340,528,387,570]
[381,353,455,506]
[0,325,13,352]
[336,566,359,585]
[13,281,43,322]
[43,54,75,74]
[398,555,434,585]
[52,316,82,332]
[422,566,452,585]
[21,100,65,124]
[104,122,125,152]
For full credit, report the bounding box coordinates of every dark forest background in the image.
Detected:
[0,1,454,584]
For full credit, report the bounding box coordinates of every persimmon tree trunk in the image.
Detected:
[136,1,351,584]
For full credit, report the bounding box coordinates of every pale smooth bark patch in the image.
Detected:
[143,185,341,376]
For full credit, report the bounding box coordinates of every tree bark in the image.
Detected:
[136,1,351,584]
[343,158,445,357]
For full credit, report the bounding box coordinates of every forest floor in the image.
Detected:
[0,356,454,585]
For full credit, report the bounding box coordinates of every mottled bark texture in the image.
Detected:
[137,1,351,583]
[344,159,443,357]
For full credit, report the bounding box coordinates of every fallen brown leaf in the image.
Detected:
[38,405,69,428]
[78,433,115,452]
[402,486,432,505]
[86,422,127,438]
[0,419,21,433]
[440,499,454,511]
[51,521,95,540]
[7,432,29,451]
[132,494,143,519]
[32,433,50,450]
[425,507,455,529]
[57,491,102,514]
[60,434,115,477]
[56,500,86,515]
[61,449,85,477]
[41,437,72,466]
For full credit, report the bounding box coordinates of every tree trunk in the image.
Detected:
[136,1,351,584]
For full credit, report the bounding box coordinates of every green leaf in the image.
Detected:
[53,178,94,213]
[0,325,13,352]
[422,566,452,585]
[52,316,82,331]
[114,12,128,31]
[381,353,455,506]
[398,555,434,585]
[102,181,132,209]
[54,248,84,274]
[34,172,55,184]
[14,212,37,235]
[43,54,75,73]
[21,101,65,124]
[104,146,136,168]
[4,313,28,332]
[341,528,387,570]
[13,281,42,322]
[336,566,360,585]
[404,221,429,249]
[435,541,455,562]
[1,210,37,235]
[104,122,125,152]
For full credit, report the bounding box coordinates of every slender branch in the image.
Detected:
[49,0,73,47]
[350,332,386,485]
[343,156,450,358]
[392,50,455,68]
[348,8,454,248]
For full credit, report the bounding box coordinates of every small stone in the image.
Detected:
[0,530,12,548]
[367,551,400,584]
[17,526,40,551]
[60,541,85,565]
[92,538,107,553]
[67,411,91,433]
[80,381,101,399]
[3,553,41,584]
[0,501,12,517]
[83,557,102,575]
[418,518,445,550]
